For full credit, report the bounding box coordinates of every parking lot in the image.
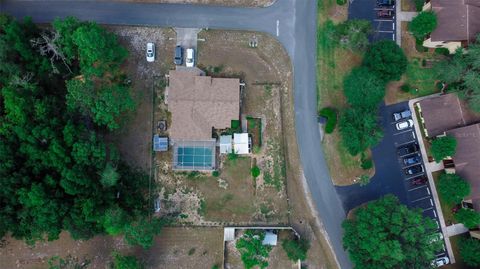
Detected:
[349,0,396,42]
[337,101,448,259]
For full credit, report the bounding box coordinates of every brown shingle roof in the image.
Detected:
[430,0,480,43]
[446,124,480,211]
[166,69,240,141]
[418,93,480,137]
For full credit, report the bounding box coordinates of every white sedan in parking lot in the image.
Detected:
[431,256,449,267]
[186,48,195,67]
[146,42,155,62]
[396,119,413,131]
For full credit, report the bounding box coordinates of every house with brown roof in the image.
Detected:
[165,69,241,171]
[446,124,480,213]
[416,93,480,137]
[422,0,480,53]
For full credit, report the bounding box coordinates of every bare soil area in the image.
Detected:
[0,228,223,269]
[115,0,275,7]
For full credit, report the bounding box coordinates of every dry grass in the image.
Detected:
[108,0,274,7]
[401,0,417,12]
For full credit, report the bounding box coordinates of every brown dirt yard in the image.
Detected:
[114,0,275,7]
[0,228,223,269]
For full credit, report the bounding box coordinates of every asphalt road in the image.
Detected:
[0,1,351,268]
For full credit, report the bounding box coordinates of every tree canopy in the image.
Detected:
[430,136,457,163]
[0,15,156,247]
[342,195,441,269]
[459,237,480,267]
[363,40,408,82]
[455,208,480,229]
[409,11,437,40]
[343,66,386,109]
[437,173,470,205]
[112,252,144,269]
[435,35,480,112]
[282,238,310,262]
[236,230,272,269]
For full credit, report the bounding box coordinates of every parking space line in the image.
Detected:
[422,206,433,212]
[433,210,437,218]
[427,188,431,195]
[393,129,413,136]
[411,196,430,203]
[404,173,425,181]
[376,30,394,33]
[396,140,416,147]
[374,19,394,22]
[374,7,394,11]
[412,131,416,139]
[408,185,427,192]
[430,199,434,207]
[392,23,395,30]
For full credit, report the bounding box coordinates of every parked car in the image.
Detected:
[403,154,421,166]
[432,256,450,267]
[377,9,394,18]
[174,45,183,65]
[146,42,155,62]
[404,164,423,175]
[396,119,414,130]
[377,0,395,6]
[410,176,427,186]
[186,48,195,67]
[393,109,412,121]
[397,143,418,156]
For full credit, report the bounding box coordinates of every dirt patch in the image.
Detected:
[107,26,176,171]
[401,0,417,12]
[0,228,223,269]
[112,0,275,7]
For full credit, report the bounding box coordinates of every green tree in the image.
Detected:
[102,206,129,236]
[124,217,165,249]
[112,252,143,269]
[438,173,470,205]
[335,19,372,51]
[363,40,408,82]
[339,107,383,156]
[282,238,310,261]
[236,230,272,269]
[409,11,437,41]
[342,195,441,269]
[251,166,261,178]
[459,237,480,267]
[100,163,120,187]
[455,208,480,229]
[343,67,385,109]
[431,135,457,163]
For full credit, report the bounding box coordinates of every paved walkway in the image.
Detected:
[427,161,445,173]
[408,95,455,262]
[395,0,418,46]
[446,223,469,237]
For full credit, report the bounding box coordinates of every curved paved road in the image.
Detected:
[0,1,351,268]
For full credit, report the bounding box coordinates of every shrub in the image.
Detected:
[434,48,450,56]
[460,237,480,267]
[401,84,411,93]
[212,171,219,177]
[360,158,373,170]
[112,252,143,269]
[231,119,240,130]
[236,230,272,269]
[319,107,338,134]
[336,0,347,5]
[431,135,457,162]
[359,175,371,186]
[251,166,261,178]
[414,0,424,11]
[409,11,437,41]
[282,238,310,261]
[334,19,372,51]
[438,173,470,205]
[343,67,386,109]
[363,40,408,82]
[455,208,480,229]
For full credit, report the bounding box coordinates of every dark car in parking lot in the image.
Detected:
[397,143,418,156]
[377,0,395,6]
[404,165,423,176]
[393,109,411,121]
[411,176,427,186]
[403,154,421,166]
[377,9,394,18]
[174,45,183,65]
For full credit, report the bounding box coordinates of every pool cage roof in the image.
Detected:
[172,140,216,171]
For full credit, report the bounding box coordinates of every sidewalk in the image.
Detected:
[408,95,455,262]
[446,223,469,237]
[395,0,418,46]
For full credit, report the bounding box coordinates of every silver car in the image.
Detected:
[146,42,155,62]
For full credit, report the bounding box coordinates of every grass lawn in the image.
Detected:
[432,171,457,225]
[405,58,439,96]
[442,234,477,269]
[317,0,373,185]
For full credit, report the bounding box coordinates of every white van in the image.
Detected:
[186,48,195,67]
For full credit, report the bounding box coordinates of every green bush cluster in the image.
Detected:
[282,238,310,261]
[319,107,337,134]
[251,166,261,178]
[431,135,457,162]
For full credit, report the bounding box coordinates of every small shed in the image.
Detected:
[262,231,278,246]
[233,133,250,155]
[220,135,232,154]
[224,227,235,241]
[153,135,168,152]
